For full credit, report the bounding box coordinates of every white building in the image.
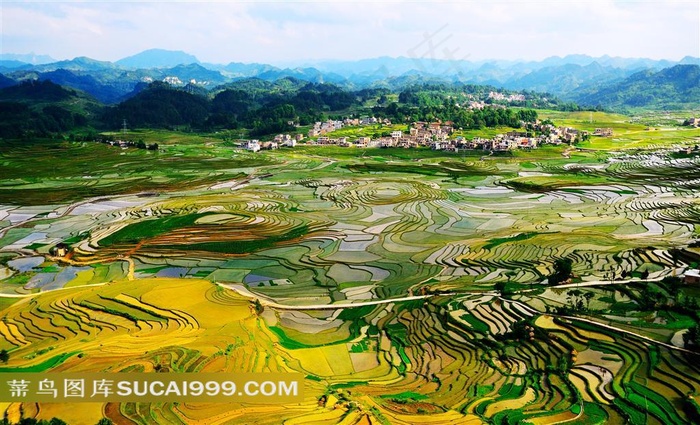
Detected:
[246,140,260,152]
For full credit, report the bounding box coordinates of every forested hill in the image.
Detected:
[100,80,552,135]
[102,81,211,129]
[0,79,76,102]
[570,65,700,110]
[0,80,95,138]
[101,79,357,135]
[0,77,555,139]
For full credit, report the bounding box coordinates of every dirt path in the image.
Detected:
[501,296,698,355]
[217,282,436,310]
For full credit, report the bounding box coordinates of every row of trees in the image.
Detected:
[372,102,538,130]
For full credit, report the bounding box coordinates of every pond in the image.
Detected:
[7,256,45,272]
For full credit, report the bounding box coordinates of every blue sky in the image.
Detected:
[2,0,698,64]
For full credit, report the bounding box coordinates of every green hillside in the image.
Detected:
[572,65,700,110]
[0,80,100,138]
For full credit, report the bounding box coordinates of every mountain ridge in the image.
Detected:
[1,49,698,109]
[568,64,700,109]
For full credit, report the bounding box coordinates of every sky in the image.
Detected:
[1,0,699,65]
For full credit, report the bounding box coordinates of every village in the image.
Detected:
[240,117,613,153]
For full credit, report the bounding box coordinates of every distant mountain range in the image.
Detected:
[0,49,698,109]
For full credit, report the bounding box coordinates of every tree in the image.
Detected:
[253,299,264,315]
[639,286,664,310]
[661,275,683,297]
[683,324,700,350]
[548,258,573,285]
[96,419,114,425]
[566,289,585,312]
[0,349,8,363]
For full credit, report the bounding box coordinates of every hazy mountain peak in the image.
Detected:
[36,56,117,72]
[116,49,200,69]
[0,52,56,65]
[71,56,113,65]
[679,56,700,65]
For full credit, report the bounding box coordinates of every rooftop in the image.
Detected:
[684,269,700,278]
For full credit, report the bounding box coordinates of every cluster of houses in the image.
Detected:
[301,120,601,152]
[240,118,614,153]
[464,100,488,110]
[242,134,301,152]
[311,121,455,149]
[454,92,525,110]
[162,76,184,85]
[151,76,209,87]
[307,117,392,137]
[103,139,133,148]
[97,139,159,150]
[488,91,526,102]
[460,132,538,152]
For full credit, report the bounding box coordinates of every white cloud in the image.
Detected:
[1,1,697,63]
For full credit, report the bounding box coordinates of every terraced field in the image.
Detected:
[1,121,699,424]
